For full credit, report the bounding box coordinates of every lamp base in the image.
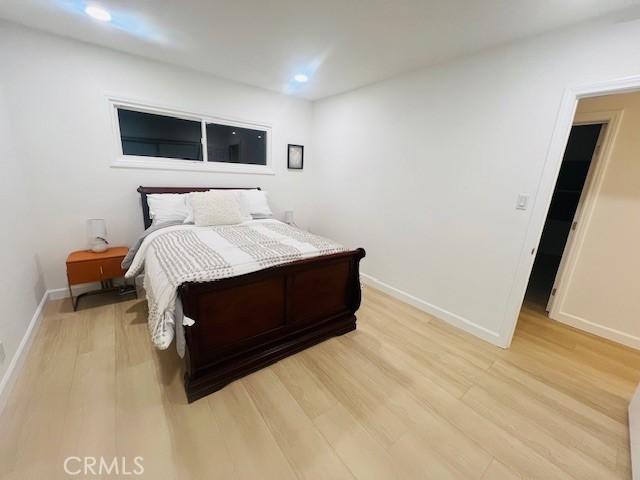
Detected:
[90,240,108,253]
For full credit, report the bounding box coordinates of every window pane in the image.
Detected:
[206,123,266,165]
[118,109,203,161]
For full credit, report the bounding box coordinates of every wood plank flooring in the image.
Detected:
[0,286,638,479]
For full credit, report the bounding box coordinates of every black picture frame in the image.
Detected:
[287,144,304,170]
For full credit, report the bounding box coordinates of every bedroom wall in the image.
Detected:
[0,85,45,392]
[311,16,640,346]
[548,91,640,348]
[0,22,314,291]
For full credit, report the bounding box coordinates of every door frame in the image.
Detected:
[546,111,622,314]
[499,74,640,348]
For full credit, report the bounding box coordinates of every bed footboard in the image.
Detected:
[179,248,366,403]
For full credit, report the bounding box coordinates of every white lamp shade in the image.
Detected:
[87,219,107,239]
[87,219,108,252]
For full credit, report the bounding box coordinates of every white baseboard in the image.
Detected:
[0,289,49,415]
[48,278,143,301]
[48,283,99,301]
[630,385,640,480]
[360,273,504,347]
[552,311,640,350]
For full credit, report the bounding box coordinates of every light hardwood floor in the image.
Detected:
[1,286,638,479]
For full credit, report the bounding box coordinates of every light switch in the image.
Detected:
[516,194,529,210]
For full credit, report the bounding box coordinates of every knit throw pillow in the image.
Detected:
[190,190,245,226]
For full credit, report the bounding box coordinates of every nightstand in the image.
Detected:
[66,246,137,311]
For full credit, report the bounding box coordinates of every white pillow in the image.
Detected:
[147,193,189,225]
[233,192,254,222]
[190,190,245,226]
[184,190,251,223]
[239,189,273,218]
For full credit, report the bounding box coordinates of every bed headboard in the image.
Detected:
[137,186,260,230]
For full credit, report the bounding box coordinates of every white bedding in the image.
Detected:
[125,219,347,350]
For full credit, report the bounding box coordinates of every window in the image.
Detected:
[110,98,272,174]
[206,123,266,165]
[118,109,203,161]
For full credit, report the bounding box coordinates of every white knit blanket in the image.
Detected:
[125,220,346,349]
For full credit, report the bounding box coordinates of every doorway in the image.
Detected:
[503,76,640,349]
[523,122,606,311]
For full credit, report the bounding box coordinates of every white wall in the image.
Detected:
[311,17,640,346]
[549,91,640,348]
[0,22,314,290]
[0,84,45,387]
[4,13,640,355]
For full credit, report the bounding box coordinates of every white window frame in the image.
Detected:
[107,96,274,175]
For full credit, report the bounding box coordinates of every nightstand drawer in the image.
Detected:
[67,258,126,285]
[67,260,103,285]
[100,257,126,280]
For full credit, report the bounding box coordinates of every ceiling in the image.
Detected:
[0,0,637,99]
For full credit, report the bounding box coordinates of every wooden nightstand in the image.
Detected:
[66,246,137,311]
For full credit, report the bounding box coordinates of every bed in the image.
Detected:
[133,186,366,402]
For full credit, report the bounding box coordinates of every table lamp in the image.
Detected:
[284,210,295,225]
[87,219,109,252]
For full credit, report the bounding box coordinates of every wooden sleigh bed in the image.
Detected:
[138,186,366,402]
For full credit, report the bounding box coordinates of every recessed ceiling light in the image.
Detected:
[294,74,308,83]
[85,5,112,22]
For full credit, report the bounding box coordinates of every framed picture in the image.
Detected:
[287,144,304,170]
